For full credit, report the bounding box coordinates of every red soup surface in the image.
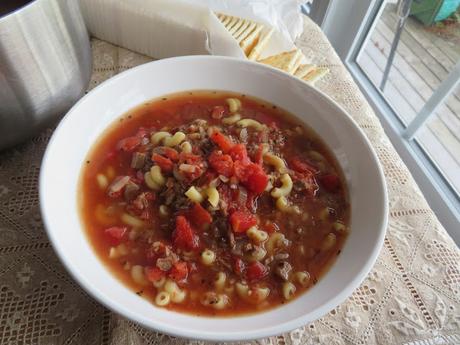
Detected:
[79,91,350,316]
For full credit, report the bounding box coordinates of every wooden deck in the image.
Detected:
[357,4,460,194]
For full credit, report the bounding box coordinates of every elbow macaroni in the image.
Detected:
[249,287,270,303]
[131,265,148,286]
[185,186,204,203]
[248,246,267,262]
[95,204,114,225]
[246,226,268,243]
[206,187,219,207]
[226,98,241,113]
[144,171,161,190]
[276,196,301,214]
[222,113,241,125]
[109,243,128,259]
[180,141,192,153]
[294,271,311,287]
[321,233,337,251]
[333,221,347,233]
[163,131,186,147]
[164,279,186,303]
[121,213,144,228]
[265,232,288,254]
[151,131,171,145]
[96,174,108,189]
[309,150,325,161]
[213,294,229,310]
[235,282,249,299]
[282,282,296,300]
[152,277,166,288]
[201,249,216,266]
[237,119,265,131]
[155,292,170,306]
[214,272,226,291]
[150,166,165,186]
[158,205,169,217]
[271,174,293,198]
[263,153,287,173]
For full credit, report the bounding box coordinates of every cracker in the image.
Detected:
[290,50,304,74]
[258,49,300,73]
[240,23,264,55]
[221,15,232,27]
[247,27,275,61]
[228,18,245,35]
[235,21,256,42]
[225,16,239,31]
[233,19,251,40]
[294,64,316,79]
[303,67,329,84]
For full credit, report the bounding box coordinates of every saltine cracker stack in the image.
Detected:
[216,13,329,85]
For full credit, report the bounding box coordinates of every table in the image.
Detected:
[1,17,459,345]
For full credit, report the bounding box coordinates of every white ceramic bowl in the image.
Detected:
[40,56,387,341]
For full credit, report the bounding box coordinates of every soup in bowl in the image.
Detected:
[40,56,387,341]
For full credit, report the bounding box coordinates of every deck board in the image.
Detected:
[357,6,460,193]
[371,24,460,134]
[381,10,460,102]
[385,9,458,72]
[363,35,460,164]
[359,52,460,193]
[385,6,460,65]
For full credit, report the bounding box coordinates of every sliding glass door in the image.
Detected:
[310,0,460,242]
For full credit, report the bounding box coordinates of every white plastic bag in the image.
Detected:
[79,0,303,60]
[186,0,304,44]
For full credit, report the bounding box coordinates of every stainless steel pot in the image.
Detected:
[0,0,91,150]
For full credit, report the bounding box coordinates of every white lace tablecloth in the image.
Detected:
[1,17,459,345]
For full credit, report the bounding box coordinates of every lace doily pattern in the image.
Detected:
[0,18,458,345]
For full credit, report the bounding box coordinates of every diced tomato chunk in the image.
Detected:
[145,266,165,282]
[151,153,174,173]
[320,174,341,192]
[169,261,188,282]
[211,105,226,119]
[104,226,127,245]
[235,162,268,194]
[179,152,203,164]
[208,150,234,177]
[229,144,250,164]
[117,136,141,152]
[246,261,268,282]
[135,127,148,138]
[210,131,233,153]
[262,221,279,234]
[233,160,247,181]
[290,157,317,174]
[230,211,257,233]
[233,257,245,276]
[246,166,269,194]
[234,161,268,194]
[188,203,212,227]
[161,147,179,161]
[172,216,200,250]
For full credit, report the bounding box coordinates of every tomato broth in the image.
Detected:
[80,91,350,316]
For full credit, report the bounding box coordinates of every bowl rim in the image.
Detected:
[40,55,388,341]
